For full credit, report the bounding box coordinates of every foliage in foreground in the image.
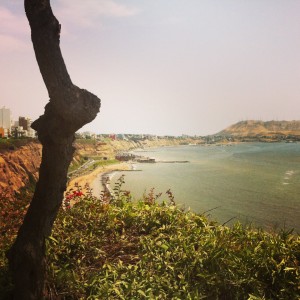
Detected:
[1,178,300,299]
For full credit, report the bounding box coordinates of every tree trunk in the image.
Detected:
[7,1,100,299]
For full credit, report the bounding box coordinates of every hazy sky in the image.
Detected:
[1,0,300,136]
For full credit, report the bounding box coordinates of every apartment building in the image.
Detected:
[0,106,11,137]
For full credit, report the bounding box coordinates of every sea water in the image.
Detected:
[109,143,300,231]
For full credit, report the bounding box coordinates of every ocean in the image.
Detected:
[108,142,300,232]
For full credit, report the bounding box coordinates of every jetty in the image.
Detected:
[115,152,189,164]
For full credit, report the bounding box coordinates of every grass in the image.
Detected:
[0,177,299,299]
[93,159,119,168]
[75,138,98,145]
[68,155,89,173]
[68,155,119,179]
[0,137,36,151]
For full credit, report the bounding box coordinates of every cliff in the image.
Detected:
[0,137,200,198]
[218,120,300,137]
[74,138,194,159]
[0,141,42,197]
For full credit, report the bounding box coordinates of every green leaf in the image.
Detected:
[161,244,169,250]
[48,235,59,244]
[137,289,147,297]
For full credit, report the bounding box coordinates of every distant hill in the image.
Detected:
[218,120,300,136]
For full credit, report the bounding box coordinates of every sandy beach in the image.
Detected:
[66,162,131,198]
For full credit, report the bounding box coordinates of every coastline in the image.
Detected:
[65,141,241,200]
[65,139,192,200]
[65,142,241,201]
[66,162,132,198]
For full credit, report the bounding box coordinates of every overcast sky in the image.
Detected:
[1,0,300,136]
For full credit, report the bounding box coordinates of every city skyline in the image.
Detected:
[0,106,36,138]
[1,1,300,136]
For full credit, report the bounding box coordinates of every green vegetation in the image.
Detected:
[68,155,89,173]
[0,178,299,299]
[75,138,98,145]
[80,159,119,174]
[68,154,118,178]
[93,158,119,168]
[0,137,35,151]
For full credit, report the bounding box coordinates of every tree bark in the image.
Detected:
[7,1,100,299]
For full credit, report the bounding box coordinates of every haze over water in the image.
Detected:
[110,143,300,232]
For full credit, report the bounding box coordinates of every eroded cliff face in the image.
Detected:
[0,141,83,198]
[0,142,42,197]
[74,138,196,158]
[74,140,139,158]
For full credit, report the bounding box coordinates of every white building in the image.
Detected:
[0,107,11,136]
[11,117,36,138]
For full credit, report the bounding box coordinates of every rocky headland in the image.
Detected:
[218,120,300,139]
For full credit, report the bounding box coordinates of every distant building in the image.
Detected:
[109,134,116,140]
[0,107,11,129]
[11,126,26,138]
[17,116,35,138]
[117,134,128,140]
[0,107,11,136]
[19,116,30,130]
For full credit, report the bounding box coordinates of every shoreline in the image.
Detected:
[66,162,132,198]
[65,140,279,197]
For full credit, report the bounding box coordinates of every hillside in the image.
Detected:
[218,120,300,137]
[0,141,42,197]
[74,137,194,159]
